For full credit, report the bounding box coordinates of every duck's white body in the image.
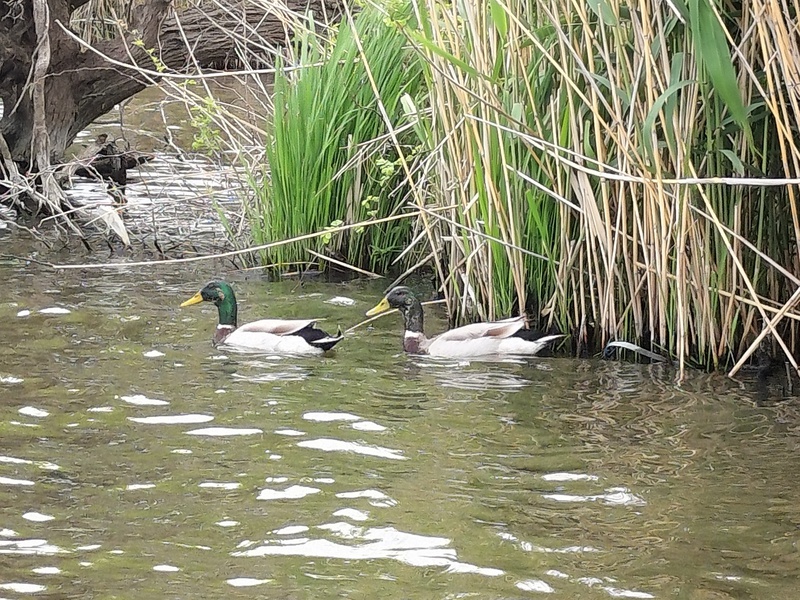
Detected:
[411,317,564,357]
[219,319,342,355]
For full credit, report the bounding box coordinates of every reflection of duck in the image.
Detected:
[367,286,563,358]
[181,281,343,354]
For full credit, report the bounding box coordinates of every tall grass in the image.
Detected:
[394,0,800,374]
[248,0,800,374]
[252,6,424,273]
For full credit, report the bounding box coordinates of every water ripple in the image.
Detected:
[119,394,169,406]
[199,482,241,490]
[227,578,272,587]
[18,407,48,418]
[438,371,532,391]
[297,438,407,460]
[516,579,555,593]
[257,485,320,500]
[336,489,398,508]
[541,486,646,506]
[0,582,47,593]
[22,512,54,522]
[0,477,34,486]
[303,412,362,422]
[351,421,386,432]
[333,508,369,521]
[186,427,262,437]
[128,414,213,425]
[541,472,599,482]
[232,524,502,577]
[0,539,66,555]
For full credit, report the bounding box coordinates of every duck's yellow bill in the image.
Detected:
[366,297,390,317]
[180,292,204,307]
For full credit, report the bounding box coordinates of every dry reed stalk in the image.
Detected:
[401,0,800,376]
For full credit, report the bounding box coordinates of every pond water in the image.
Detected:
[1,240,799,599]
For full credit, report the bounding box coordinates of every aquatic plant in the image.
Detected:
[393,0,800,374]
[251,5,425,274]
[241,0,800,375]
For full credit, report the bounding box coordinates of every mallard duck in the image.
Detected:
[366,286,563,358]
[181,281,343,354]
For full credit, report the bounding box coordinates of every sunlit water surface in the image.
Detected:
[1,247,800,599]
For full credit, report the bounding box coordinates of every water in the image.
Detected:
[1,245,799,598]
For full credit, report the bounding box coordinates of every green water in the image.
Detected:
[1,247,799,599]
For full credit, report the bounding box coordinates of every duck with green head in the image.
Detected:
[366,286,563,358]
[181,281,343,354]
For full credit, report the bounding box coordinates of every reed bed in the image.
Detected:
[252,6,425,273]
[248,0,800,374]
[383,0,800,374]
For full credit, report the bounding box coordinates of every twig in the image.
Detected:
[306,249,383,279]
[50,208,451,269]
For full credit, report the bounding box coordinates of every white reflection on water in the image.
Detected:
[577,577,655,598]
[297,438,407,461]
[186,427,263,436]
[119,394,169,406]
[0,477,34,486]
[18,407,49,418]
[438,371,533,391]
[227,578,272,587]
[199,482,241,490]
[153,564,180,572]
[516,579,555,593]
[541,472,599,482]
[498,531,599,554]
[351,421,386,432]
[232,524,503,577]
[333,508,369,521]
[257,485,320,500]
[38,307,71,315]
[230,360,310,383]
[274,525,309,535]
[231,370,309,383]
[217,520,239,527]
[336,489,398,508]
[22,512,54,523]
[128,414,213,425]
[541,486,646,506]
[0,582,47,593]
[303,412,362,422]
[0,539,66,555]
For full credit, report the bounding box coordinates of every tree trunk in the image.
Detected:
[0,0,344,169]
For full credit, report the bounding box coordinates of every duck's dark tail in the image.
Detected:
[303,326,345,352]
[512,330,565,354]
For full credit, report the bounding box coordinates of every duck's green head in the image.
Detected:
[366,286,423,332]
[181,281,238,326]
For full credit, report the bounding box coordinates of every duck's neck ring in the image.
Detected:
[400,301,425,353]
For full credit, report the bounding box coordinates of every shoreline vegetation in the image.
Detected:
[250,0,800,377]
[5,0,800,377]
